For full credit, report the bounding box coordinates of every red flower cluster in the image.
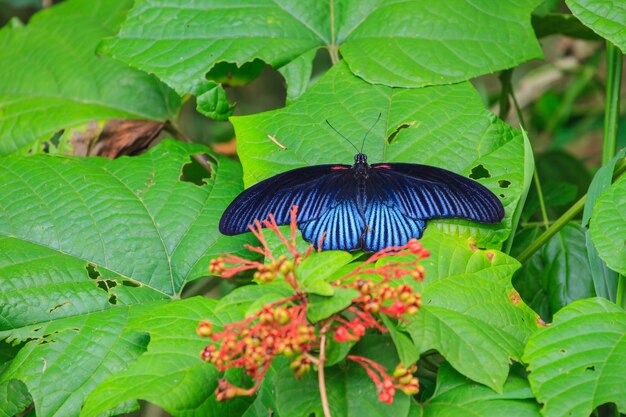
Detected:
[199,206,428,404]
[349,356,419,403]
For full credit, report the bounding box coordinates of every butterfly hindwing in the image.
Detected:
[369,163,504,223]
[299,199,364,251]
[219,165,352,235]
[362,198,426,252]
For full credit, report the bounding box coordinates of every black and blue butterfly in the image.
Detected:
[219,121,505,252]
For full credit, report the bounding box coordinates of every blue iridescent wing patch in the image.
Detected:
[299,199,364,251]
[362,199,426,252]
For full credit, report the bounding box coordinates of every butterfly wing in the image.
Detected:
[369,163,505,223]
[219,164,352,235]
[362,198,426,252]
[297,175,366,251]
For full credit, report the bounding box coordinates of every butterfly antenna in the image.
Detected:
[360,113,382,153]
[326,120,360,153]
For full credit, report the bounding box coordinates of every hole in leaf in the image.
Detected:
[96,279,118,292]
[180,154,213,186]
[498,180,511,188]
[122,279,141,288]
[108,294,118,305]
[39,339,56,345]
[586,365,595,371]
[469,165,491,180]
[387,121,418,144]
[48,301,71,313]
[206,59,265,87]
[86,263,100,280]
[499,194,505,198]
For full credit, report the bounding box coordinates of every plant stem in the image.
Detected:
[517,158,626,264]
[327,0,340,64]
[602,42,622,165]
[603,41,624,307]
[318,324,332,417]
[509,79,550,230]
[533,167,550,229]
[517,194,586,263]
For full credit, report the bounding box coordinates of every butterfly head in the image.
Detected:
[353,153,369,179]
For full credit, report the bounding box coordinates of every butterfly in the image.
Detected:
[219,120,505,252]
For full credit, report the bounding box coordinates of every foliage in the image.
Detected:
[0,0,625,417]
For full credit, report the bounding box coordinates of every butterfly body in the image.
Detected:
[219,153,504,252]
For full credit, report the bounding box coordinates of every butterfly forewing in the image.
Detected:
[369,163,504,223]
[219,164,352,235]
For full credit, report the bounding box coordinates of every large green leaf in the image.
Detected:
[0,0,180,156]
[524,297,626,417]
[565,0,626,52]
[232,62,524,247]
[590,174,626,275]
[1,306,152,417]
[0,140,250,416]
[513,223,595,322]
[80,297,254,417]
[404,229,538,392]
[418,363,541,417]
[100,0,542,95]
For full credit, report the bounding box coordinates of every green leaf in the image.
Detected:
[100,0,542,92]
[298,251,354,296]
[524,297,626,417]
[0,0,180,156]
[513,223,595,322]
[274,335,410,417]
[418,362,541,417]
[590,174,626,275]
[504,128,534,253]
[232,62,523,247]
[0,380,31,417]
[339,0,543,88]
[215,282,294,324]
[0,141,250,416]
[307,287,360,323]
[1,306,152,417]
[80,298,254,417]
[194,81,235,121]
[565,0,626,52]
[582,150,625,228]
[278,49,317,103]
[381,316,420,366]
[581,150,625,300]
[404,229,538,392]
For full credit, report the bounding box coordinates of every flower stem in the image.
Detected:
[317,324,332,417]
